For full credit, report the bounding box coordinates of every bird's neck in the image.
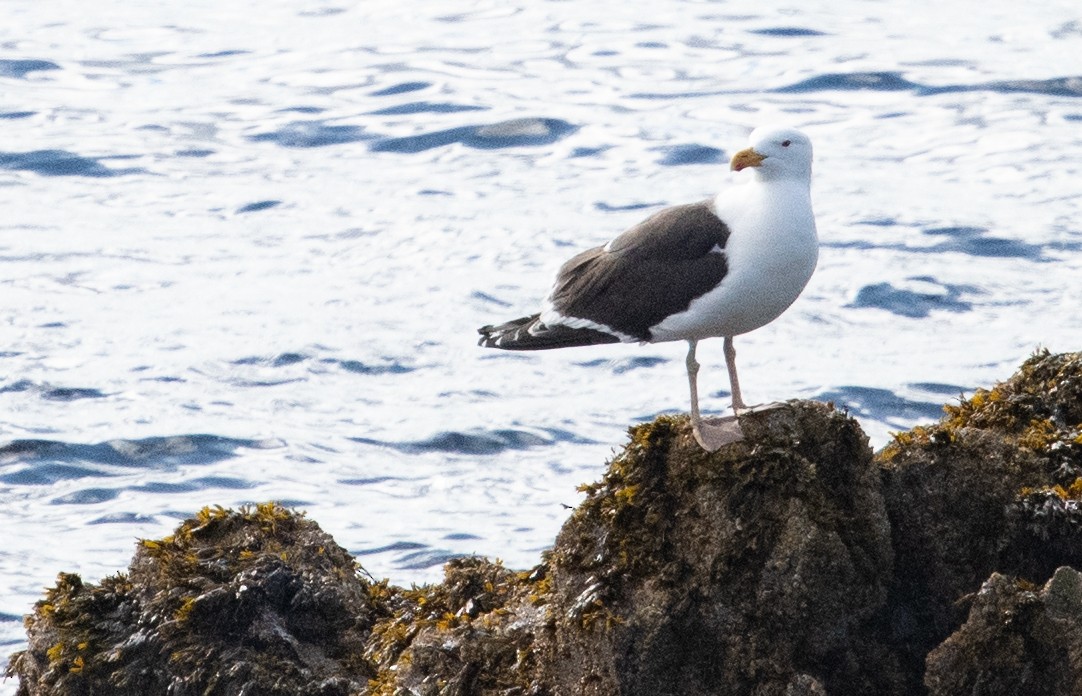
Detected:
[716,175,811,208]
[753,167,812,186]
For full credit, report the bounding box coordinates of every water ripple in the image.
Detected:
[910,382,970,396]
[352,426,594,455]
[0,434,276,472]
[351,541,465,570]
[370,81,431,96]
[355,540,427,555]
[922,226,1046,259]
[749,27,827,37]
[0,150,145,177]
[940,76,1082,98]
[777,71,1082,98]
[232,352,309,368]
[369,101,487,116]
[573,356,668,374]
[816,386,945,423]
[247,120,376,148]
[51,488,119,505]
[594,201,664,212]
[132,476,254,493]
[848,276,979,318]
[397,548,464,570]
[653,144,725,166]
[88,512,159,525]
[0,381,107,401]
[235,200,281,214]
[777,71,922,93]
[825,224,1070,261]
[370,117,577,153]
[333,358,416,375]
[0,59,60,78]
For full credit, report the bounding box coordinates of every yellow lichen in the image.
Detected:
[880,425,940,462]
[1017,479,1082,502]
[614,484,639,507]
[174,596,196,622]
[1018,418,1058,450]
[435,611,461,631]
[46,642,64,664]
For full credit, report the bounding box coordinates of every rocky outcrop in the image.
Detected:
[7,350,1082,696]
[880,350,1082,689]
[537,403,896,695]
[924,567,1082,696]
[7,503,381,695]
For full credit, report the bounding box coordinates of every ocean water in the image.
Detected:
[3,0,1082,684]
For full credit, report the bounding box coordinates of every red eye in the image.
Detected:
[782,140,792,147]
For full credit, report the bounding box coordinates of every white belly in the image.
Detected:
[649,183,818,342]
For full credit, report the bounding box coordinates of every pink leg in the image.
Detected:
[724,336,746,412]
[686,340,703,427]
[687,339,744,451]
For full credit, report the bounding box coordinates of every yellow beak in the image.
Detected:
[730,147,766,172]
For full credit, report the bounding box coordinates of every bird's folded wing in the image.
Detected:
[546,200,731,340]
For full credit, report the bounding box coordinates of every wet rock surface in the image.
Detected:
[7,350,1082,695]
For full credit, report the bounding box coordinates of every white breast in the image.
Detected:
[649,181,818,342]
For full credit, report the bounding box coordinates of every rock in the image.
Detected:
[536,401,898,695]
[363,556,548,694]
[7,503,379,696]
[366,401,896,695]
[880,350,1082,687]
[924,567,1082,695]
[7,351,1082,696]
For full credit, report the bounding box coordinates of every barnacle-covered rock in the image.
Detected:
[924,567,1082,695]
[363,556,548,695]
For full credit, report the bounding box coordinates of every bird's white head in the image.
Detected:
[730,126,813,182]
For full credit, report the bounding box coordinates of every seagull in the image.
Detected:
[477,126,819,451]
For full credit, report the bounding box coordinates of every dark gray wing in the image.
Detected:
[546,200,730,340]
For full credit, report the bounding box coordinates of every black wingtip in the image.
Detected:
[477,317,532,348]
[477,327,497,348]
[477,313,622,351]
